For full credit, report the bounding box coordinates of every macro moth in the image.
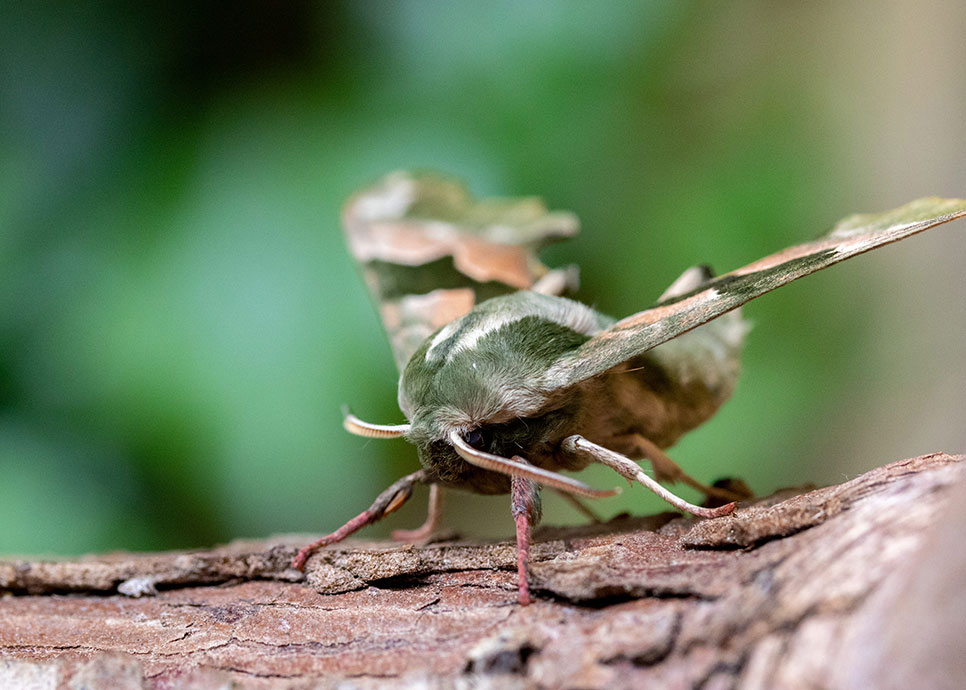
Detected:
[294,171,966,605]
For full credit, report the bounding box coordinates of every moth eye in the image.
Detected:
[465,428,488,450]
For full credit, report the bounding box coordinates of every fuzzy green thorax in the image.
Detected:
[399,293,609,438]
[397,292,610,485]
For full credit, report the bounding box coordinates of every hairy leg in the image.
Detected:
[511,460,542,606]
[392,483,444,543]
[562,436,735,519]
[292,470,430,570]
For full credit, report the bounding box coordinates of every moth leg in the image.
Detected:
[511,460,542,606]
[562,436,735,519]
[628,433,748,504]
[292,469,430,570]
[392,483,444,543]
[554,489,604,523]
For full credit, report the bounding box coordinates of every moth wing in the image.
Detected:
[541,197,966,392]
[342,171,580,368]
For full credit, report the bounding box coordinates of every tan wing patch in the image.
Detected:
[343,171,581,368]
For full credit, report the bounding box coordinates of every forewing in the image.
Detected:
[343,171,580,368]
[541,197,966,391]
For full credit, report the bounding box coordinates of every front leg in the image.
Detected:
[292,469,430,570]
[510,459,542,606]
[561,436,735,519]
[392,483,444,543]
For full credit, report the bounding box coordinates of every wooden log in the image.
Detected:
[1,453,964,689]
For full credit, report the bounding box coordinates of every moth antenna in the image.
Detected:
[449,430,619,499]
[343,412,410,439]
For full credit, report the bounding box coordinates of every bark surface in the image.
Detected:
[2,453,964,689]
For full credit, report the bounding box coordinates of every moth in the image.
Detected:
[293,171,966,605]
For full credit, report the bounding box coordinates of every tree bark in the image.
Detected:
[2,453,964,689]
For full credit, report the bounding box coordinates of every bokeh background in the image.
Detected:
[3,2,965,555]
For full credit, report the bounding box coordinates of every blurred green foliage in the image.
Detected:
[2,2,963,555]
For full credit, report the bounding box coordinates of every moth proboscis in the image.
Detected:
[293,171,966,605]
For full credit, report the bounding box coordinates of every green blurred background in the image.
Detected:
[3,2,965,555]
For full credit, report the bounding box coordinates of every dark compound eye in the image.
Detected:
[465,428,488,450]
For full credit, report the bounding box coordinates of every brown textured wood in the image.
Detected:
[1,453,964,689]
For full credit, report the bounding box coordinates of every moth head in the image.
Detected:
[341,293,618,498]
